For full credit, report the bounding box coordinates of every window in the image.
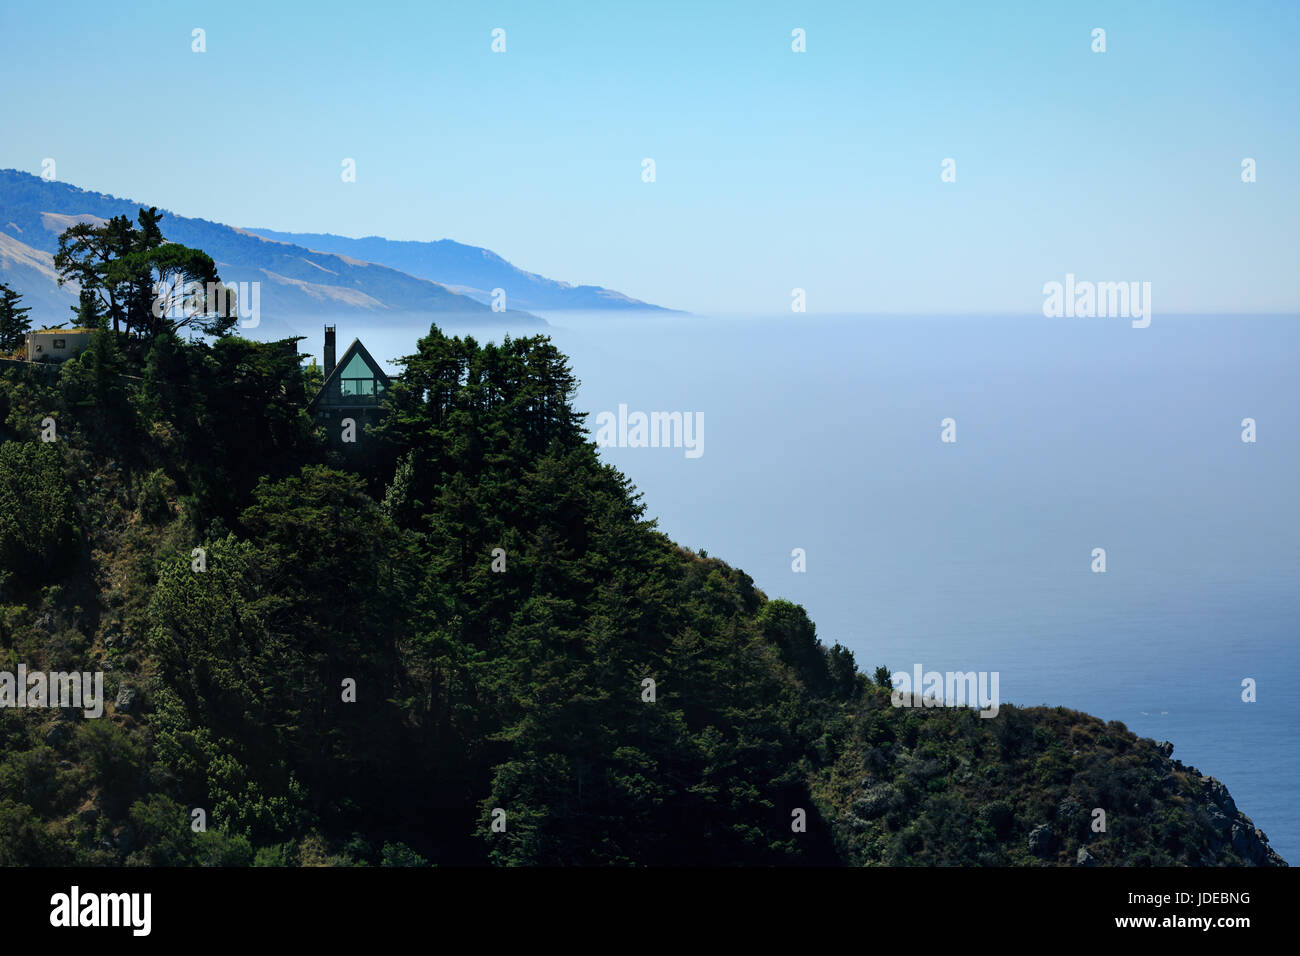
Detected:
[53,339,66,349]
[340,378,376,397]
[336,352,384,400]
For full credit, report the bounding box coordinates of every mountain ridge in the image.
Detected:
[242,226,682,313]
[0,170,676,326]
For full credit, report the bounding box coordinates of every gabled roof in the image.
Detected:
[308,337,392,411]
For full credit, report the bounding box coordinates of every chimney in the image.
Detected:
[324,325,336,377]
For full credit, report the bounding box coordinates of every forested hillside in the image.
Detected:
[0,290,1285,866]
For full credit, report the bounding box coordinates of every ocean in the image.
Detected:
[268,310,1300,863]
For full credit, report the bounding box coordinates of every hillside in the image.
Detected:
[243,228,681,313]
[0,317,1285,867]
[0,170,544,327]
[0,231,69,322]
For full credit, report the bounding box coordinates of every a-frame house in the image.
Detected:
[308,325,392,449]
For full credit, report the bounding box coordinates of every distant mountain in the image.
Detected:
[244,228,680,313]
[0,170,544,327]
[0,230,71,321]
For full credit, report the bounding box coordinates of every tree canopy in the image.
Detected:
[0,282,32,354]
[53,207,236,342]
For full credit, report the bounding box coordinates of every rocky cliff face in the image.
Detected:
[1169,750,1286,867]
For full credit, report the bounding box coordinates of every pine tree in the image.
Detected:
[72,286,106,329]
[0,281,33,353]
[83,326,126,407]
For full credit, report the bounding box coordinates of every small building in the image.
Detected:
[307,325,391,448]
[26,329,95,362]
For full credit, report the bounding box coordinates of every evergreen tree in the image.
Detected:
[0,281,32,353]
[71,286,106,329]
[53,207,234,342]
[83,326,126,407]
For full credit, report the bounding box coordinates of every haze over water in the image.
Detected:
[275,311,1300,862]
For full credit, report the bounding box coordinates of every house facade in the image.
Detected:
[26,329,95,362]
[307,325,391,449]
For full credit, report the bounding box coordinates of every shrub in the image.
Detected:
[136,469,173,524]
[0,441,78,590]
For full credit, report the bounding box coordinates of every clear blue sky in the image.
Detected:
[2,0,1296,314]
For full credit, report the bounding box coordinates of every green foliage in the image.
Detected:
[252,842,296,866]
[54,327,129,413]
[0,441,78,593]
[0,282,33,354]
[75,720,147,815]
[194,829,255,866]
[136,469,172,524]
[128,794,197,865]
[380,842,429,867]
[810,689,1262,866]
[0,799,63,865]
[53,207,236,342]
[72,287,106,329]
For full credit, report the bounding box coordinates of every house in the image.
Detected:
[307,325,391,448]
[26,329,95,362]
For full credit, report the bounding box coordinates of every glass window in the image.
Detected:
[340,379,375,397]
[340,354,373,378]
[335,351,383,400]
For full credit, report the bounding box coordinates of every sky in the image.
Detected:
[1,0,1296,315]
